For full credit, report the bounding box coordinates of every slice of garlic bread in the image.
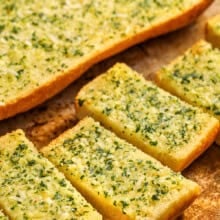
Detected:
[75,63,219,171]
[206,14,220,48]
[0,0,213,120]
[0,130,101,220]
[41,117,200,220]
[156,40,220,144]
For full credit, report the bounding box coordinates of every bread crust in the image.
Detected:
[0,0,213,120]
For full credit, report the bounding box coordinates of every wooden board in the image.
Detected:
[0,1,220,219]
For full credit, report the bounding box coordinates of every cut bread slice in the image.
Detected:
[75,63,219,171]
[0,130,101,220]
[206,14,220,48]
[41,117,201,220]
[0,210,8,220]
[0,0,213,120]
[156,40,220,144]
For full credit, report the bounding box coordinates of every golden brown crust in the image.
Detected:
[0,0,213,120]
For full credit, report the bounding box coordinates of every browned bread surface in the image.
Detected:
[0,0,213,120]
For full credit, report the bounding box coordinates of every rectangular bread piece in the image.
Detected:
[75,63,219,171]
[206,14,220,48]
[156,40,220,144]
[0,130,101,220]
[0,211,8,220]
[41,117,201,220]
[0,0,213,120]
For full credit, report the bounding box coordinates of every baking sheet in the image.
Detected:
[0,1,220,219]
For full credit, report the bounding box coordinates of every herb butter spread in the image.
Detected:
[41,117,200,220]
[76,63,217,171]
[0,130,101,220]
[0,210,8,220]
[0,0,208,105]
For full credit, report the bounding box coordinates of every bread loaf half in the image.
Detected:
[41,117,201,220]
[0,0,213,120]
